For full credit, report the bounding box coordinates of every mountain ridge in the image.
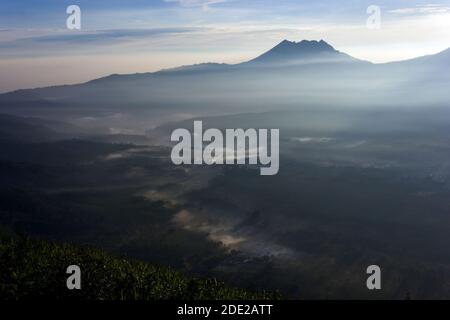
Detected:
[0,39,449,115]
[1,39,449,95]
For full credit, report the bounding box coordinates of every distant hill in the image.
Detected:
[0,39,449,132]
[0,114,65,142]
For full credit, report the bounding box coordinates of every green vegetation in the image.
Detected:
[0,236,279,300]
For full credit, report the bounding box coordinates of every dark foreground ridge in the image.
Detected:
[0,236,280,300]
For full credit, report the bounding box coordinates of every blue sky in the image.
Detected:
[1,0,450,91]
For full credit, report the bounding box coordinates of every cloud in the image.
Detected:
[24,28,202,44]
[0,27,206,58]
[172,209,247,248]
[164,0,227,10]
[389,4,450,15]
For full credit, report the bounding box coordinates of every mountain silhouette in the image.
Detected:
[0,39,449,125]
[246,40,360,65]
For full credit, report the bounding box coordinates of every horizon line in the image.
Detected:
[1,39,449,94]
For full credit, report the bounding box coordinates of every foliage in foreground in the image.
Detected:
[0,237,280,300]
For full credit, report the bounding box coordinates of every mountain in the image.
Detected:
[246,39,361,65]
[0,39,449,133]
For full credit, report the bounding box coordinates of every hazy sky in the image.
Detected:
[0,0,450,92]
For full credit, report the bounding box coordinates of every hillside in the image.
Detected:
[0,236,279,300]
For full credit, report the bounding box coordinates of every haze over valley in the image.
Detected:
[1,39,450,299]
